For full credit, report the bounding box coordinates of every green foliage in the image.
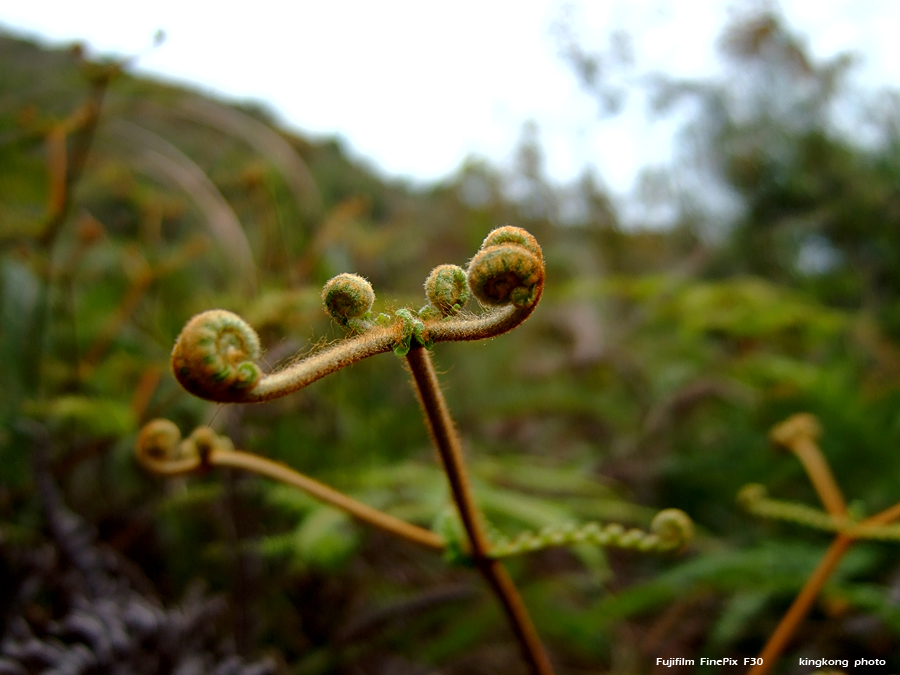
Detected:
[22,394,137,437]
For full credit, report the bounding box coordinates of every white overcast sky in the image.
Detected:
[2,1,899,195]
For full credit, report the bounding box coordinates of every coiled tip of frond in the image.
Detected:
[136,419,200,475]
[481,225,543,259]
[424,264,469,317]
[467,226,544,308]
[171,310,262,402]
[651,509,694,551]
[136,420,232,475]
[322,273,375,327]
[136,419,184,468]
[769,413,821,448]
[737,483,767,509]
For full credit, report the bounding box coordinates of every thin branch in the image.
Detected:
[135,423,443,551]
[749,413,900,675]
[769,414,846,517]
[211,448,445,551]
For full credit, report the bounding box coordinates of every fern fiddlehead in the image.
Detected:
[321,272,375,331]
[423,264,468,317]
[159,225,690,675]
[171,310,263,402]
[136,418,222,474]
[487,508,693,558]
[169,226,547,403]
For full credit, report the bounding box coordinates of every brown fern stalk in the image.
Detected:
[747,533,851,675]
[769,414,846,516]
[406,345,555,675]
[136,420,443,551]
[747,414,900,675]
[156,227,576,674]
[749,497,900,675]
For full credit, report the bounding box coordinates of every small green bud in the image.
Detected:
[467,242,543,308]
[425,264,469,316]
[322,273,375,327]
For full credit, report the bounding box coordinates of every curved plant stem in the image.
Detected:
[789,437,846,517]
[210,448,445,551]
[405,345,555,675]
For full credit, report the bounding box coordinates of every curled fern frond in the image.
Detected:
[424,264,469,317]
[135,419,229,475]
[769,413,822,448]
[486,509,693,559]
[170,226,546,404]
[322,273,375,330]
[467,226,544,309]
[481,226,542,257]
[738,483,844,532]
[650,508,694,552]
[171,310,262,402]
[738,483,900,542]
[413,226,546,345]
[137,421,444,549]
[136,419,185,470]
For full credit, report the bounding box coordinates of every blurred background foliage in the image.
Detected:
[2,7,900,674]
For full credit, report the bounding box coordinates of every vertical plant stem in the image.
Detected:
[27,74,110,394]
[405,345,555,675]
[748,534,852,675]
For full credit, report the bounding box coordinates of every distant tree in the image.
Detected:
[556,5,900,336]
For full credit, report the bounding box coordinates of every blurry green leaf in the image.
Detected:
[23,395,137,437]
[830,582,900,632]
[157,483,223,512]
[295,506,359,569]
[0,258,42,402]
[258,504,360,572]
[707,590,770,651]
[670,278,845,339]
[474,456,615,497]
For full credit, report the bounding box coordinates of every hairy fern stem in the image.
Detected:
[405,345,555,675]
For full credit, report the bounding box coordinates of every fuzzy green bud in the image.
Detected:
[425,264,469,316]
[322,273,375,327]
[467,226,544,309]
